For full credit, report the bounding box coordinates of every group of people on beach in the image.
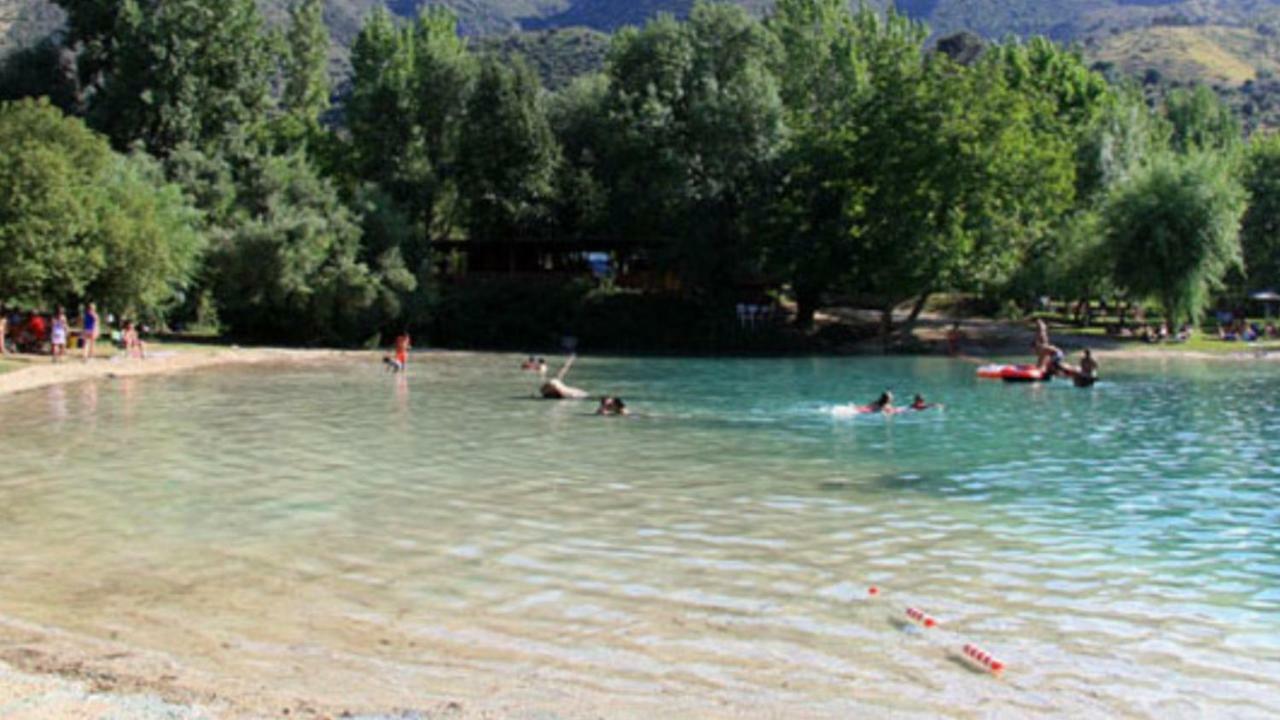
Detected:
[0,303,145,361]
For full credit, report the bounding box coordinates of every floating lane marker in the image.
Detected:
[962,643,1006,675]
[905,607,938,629]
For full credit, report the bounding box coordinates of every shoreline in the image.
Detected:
[2,338,1278,402]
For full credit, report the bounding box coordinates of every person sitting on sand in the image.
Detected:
[596,396,629,416]
[122,321,147,359]
[909,394,940,411]
[50,307,68,363]
[541,355,588,399]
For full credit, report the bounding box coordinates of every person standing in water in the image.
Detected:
[393,330,411,373]
[81,302,99,361]
[50,307,68,363]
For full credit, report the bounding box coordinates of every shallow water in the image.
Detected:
[0,355,1277,718]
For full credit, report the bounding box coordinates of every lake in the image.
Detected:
[0,354,1276,718]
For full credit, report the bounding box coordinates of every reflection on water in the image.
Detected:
[0,355,1277,717]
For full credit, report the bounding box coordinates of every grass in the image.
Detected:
[1061,325,1280,354]
[1092,24,1280,86]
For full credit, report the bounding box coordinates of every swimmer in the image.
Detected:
[909,394,941,411]
[864,391,897,414]
[540,354,588,399]
[596,396,629,416]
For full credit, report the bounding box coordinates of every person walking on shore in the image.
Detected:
[50,307,69,363]
[0,308,8,356]
[81,302,99,361]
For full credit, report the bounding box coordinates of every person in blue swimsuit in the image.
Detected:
[81,302,99,361]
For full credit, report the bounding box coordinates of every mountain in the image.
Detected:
[5,0,1280,87]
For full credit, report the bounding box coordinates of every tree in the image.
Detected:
[346,7,475,243]
[1240,135,1280,291]
[282,0,331,128]
[90,152,205,319]
[457,55,560,241]
[547,73,611,238]
[0,98,204,315]
[1165,85,1242,155]
[1104,152,1246,326]
[604,3,785,296]
[0,98,113,306]
[211,153,393,345]
[57,0,275,157]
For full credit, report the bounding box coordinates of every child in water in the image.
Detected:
[596,396,629,416]
[909,394,941,411]
[384,331,411,372]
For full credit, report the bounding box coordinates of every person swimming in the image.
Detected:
[596,396,629,416]
[540,354,588,399]
[863,391,897,414]
[909,394,941,411]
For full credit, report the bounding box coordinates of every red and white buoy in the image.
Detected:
[905,607,938,629]
[962,643,1006,674]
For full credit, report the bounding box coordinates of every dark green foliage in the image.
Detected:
[457,55,560,241]
[55,0,276,158]
[1240,135,1280,290]
[478,28,610,90]
[0,37,77,111]
[210,153,396,345]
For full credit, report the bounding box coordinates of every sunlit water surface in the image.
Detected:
[1,355,1278,718]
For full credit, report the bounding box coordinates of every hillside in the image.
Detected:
[4,0,1280,89]
[1092,22,1280,87]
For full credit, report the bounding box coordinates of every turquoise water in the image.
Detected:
[0,355,1277,718]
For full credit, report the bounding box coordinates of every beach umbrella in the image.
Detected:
[1250,289,1280,317]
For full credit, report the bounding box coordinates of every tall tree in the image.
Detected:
[282,0,331,128]
[0,98,203,314]
[57,0,275,157]
[457,55,559,241]
[1165,85,1242,155]
[604,2,785,296]
[1105,152,1246,326]
[1240,135,1280,292]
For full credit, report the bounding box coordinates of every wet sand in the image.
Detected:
[0,348,368,399]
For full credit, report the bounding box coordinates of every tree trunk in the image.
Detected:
[897,291,931,337]
[794,286,819,331]
[879,305,895,353]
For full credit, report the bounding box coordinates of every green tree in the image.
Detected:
[547,73,610,238]
[1240,135,1280,291]
[57,0,275,157]
[0,98,204,315]
[1165,85,1242,155]
[457,55,560,241]
[282,0,330,128]
[604,3,785,295]
[1105,152,1246,326]
[90,152,205,319]
[346,7,475,245]
[0,98,112,306]
[211,152,392,345]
